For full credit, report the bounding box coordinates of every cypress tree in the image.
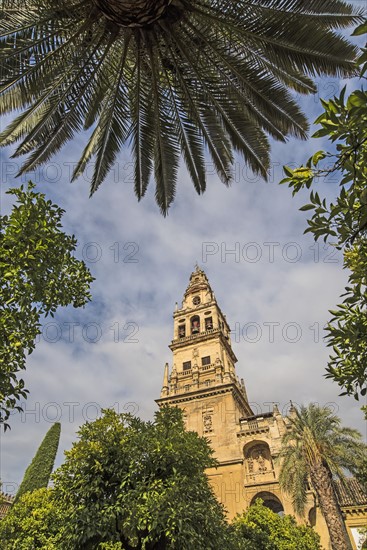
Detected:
[15,422,61,502]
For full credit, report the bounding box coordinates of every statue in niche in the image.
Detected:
[246,446,272,476]
[257,451,267,472]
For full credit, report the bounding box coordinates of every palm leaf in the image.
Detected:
[0,0,364,212]
[129,31,154,200]
[161,23,233,185]
[171,27,269,175]
[157,36,206,194]
[144,30,180,214]
[89,36,132,195]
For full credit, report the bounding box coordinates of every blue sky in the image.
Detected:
[1,27,366,494]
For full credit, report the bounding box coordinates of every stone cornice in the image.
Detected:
[156,382,252,416]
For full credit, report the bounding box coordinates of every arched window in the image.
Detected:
[250,491,284,515]
[191,315,200,334]
[178,323,186,338]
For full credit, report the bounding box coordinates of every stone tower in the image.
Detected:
[156,266,291,519]
[157,265,253,463]
[156,267,365,549]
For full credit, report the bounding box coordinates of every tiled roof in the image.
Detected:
[334,478,367,507]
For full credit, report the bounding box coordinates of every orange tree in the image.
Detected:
[0,183,93,428]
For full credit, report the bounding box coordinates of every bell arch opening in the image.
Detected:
[190,315,200,334]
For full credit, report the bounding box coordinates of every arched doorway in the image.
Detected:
[250,491,284,515]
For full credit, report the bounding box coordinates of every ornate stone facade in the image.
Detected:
[156,267,367,550]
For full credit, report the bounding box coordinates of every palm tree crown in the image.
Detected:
[278,403,366,550]
[0,0,364,213]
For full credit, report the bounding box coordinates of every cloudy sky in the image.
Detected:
[1,24,366,496]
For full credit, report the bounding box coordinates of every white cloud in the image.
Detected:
[1,76,366,495]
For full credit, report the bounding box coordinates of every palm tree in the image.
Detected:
[0,1,364,214]
[278,403,366,550]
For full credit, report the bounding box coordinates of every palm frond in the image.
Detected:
[278,403,367,518]
[156,36,206,195]
[144,30,180,214]
[14,33,107,156]
[168,25,269,175]
[129,31,154,200]
[89,36,132,195]
[161,25,233,184]
[0,0,364,212]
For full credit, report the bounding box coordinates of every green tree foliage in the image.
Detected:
[0,1,364,214]
[278,404,366,550]
[15,422,61,503]
[280,24,367,399]
[232,499,322,550]
[355,453,367,487]
[357,527,367,550]
[0,488,67,550]
[52,406,235,549]
[0,183,93,428]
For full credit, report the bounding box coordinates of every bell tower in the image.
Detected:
[155,267,340,544]
[156,266,253,463]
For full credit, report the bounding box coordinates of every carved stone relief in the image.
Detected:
[202,407,214,434]
[245,444,273,479]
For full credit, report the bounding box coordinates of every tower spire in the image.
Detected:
[288,400,297,418]
[156,269,253,418]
